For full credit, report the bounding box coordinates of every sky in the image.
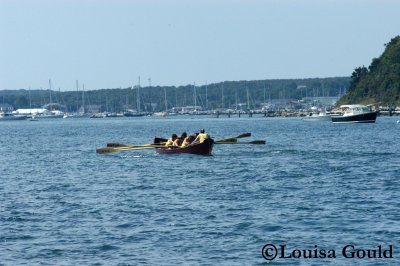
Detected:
[0,0,399,91]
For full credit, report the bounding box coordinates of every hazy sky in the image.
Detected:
[0,0,399,91]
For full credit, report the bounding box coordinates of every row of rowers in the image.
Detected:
[165,129,210,147]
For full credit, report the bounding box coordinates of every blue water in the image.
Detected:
[1,116,399,265]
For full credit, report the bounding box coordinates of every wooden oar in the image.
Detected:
[217,132,251,142]
[215,138,237,143]
[107,143,160,148]
[96,144,169,154]
[107,143,134,148]
[215,140,266,145]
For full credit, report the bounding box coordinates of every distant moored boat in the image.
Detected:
[331,105,377,123]
[0,112,27,121]
[302,109,332,122]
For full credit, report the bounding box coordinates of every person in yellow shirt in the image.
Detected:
[165,134,178,146]
[181,134,195,147]
[173,132,187,147]
[192,129,209,144]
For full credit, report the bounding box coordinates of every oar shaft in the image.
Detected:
[96,145,169,154]
[215,140,266,144]
[107,142,166,148]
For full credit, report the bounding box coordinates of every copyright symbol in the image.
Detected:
[262,244,278,261]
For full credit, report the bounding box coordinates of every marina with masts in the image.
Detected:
[1,76,399,121]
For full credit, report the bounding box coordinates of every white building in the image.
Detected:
[13,108,48,115]
[14,108,64,117]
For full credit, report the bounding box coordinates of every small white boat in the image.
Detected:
[39,110,64,119]
[154,111,168,117]
[29,115,38,121]
[331,104,377,123]
[302,109,332,121]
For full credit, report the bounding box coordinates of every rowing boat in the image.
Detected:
[153,137,214,156]
[96,132,266,155]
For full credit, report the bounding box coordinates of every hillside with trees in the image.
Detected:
[338,36,400,107]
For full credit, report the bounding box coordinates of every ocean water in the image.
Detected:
[1,116,399,265]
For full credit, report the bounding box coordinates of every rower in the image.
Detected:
[173,132,187,147]
[181,134,195,147]
[192,129,209,144]
[165,134,178,146]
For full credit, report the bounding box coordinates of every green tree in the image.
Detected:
[338,35,400,107]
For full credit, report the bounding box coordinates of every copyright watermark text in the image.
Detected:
[262,244,393,261]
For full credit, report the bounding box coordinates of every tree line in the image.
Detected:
[0,77,350,112]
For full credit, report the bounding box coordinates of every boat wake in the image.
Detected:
[120,155,146,158]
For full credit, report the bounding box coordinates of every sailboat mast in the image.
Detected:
[205,82,208,110]
[82,84,85,114]
[76,80,79,112]
[263,85,266,104]
[221,83,224,109]
[193,82,197,111]
[148,78,152,111]
[247,87,250,110]
[164,87,167,112]
[235,88,238,110]
[175,88,178,109]
[29,87,32,113]
[137,76,141,113]
[49,79,52,109]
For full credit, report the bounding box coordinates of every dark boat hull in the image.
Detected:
[331,112,377,123]
[154,138,214,156]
